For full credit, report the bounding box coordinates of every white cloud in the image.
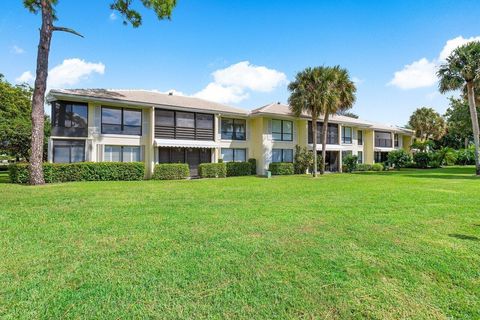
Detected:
[389,35,480,90]
[194,61,286,104]
[109,12,117,21]
[388,58,437,90]
[11,45,25,54]
[48,58,105,88]
[15,71,34,84]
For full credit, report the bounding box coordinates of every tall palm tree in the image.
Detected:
[438,41,480,175]
[319,66,356,174]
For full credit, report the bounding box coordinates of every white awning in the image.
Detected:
[374,147,394,152]
[154,139,219,149]
[307,144,350,151]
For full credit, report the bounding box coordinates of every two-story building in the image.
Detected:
[46,89,413,177]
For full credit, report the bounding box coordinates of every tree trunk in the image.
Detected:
[29,0,54,185]
[311,115,318,177]
[320,113,329,175]
[466,81,480,175]
[465,137,469,149]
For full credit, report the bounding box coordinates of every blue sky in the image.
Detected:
[1,0,480,125]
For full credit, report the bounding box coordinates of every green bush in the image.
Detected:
[356,163,373,171]
[226,162,252,177]
[413,152,430,168]
[269,162,294,175]
[387,149,412,169]
[153,163,189,180]
[294,145,313,174]
[198,163,226,178]
[248,158,257,175]
[371,163,383,171]
[343,155,358,173]
[9,162,145,184]
[456,147,475,165]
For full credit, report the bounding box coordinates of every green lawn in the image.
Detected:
[1,167,479,319]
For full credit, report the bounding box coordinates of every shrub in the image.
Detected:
[9,162,145,184]
[153,163,189,180]
[248,158,257,175]
[372,163,383,171]
[198,163,226,178]
[269,162,294,175]
[434,147,457,166]
[413,152,430,168]
[226,162,252,177]
[356,163,373,171]
[294,145,313,174]
[387,149,412,169]
[456,147,475,165]
[343,155,358,173]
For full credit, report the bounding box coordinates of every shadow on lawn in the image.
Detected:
[449,233,480,241]
[357,167,479,180]
[0,172,10,184]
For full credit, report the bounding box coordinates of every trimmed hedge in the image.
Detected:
[269,162,294,175]
[198,163,226,178]
[153,163,189,180]
[356,164,373,171]
[226,161,252,177]
[371,163,383,171]
[9,162,145,184]
[248,158,257,175]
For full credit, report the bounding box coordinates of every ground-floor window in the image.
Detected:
[357,151,363,164]
[221,148,246,162]
[53,140,85,163]
[272,149,293,162]
[342,150,352,160]
[374,151,389,163]
[104,145,141,162]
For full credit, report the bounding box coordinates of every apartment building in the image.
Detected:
[46,89,414,177]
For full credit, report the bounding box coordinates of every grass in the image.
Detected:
[1,167,479,319]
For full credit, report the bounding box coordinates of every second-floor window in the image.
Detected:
[155,109,214,140]
[52,101,88,137]
[394,134,399,147]
[102,107,142,135]
[272,119,293,141]
[308,122,339,144]
[221,118,246,140]
[375,131,392,148]
[358,130,363,145]
[342,127,352,144]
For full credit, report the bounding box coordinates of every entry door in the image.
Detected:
[186,148,200,176]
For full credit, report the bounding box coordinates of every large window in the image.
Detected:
[221,118,246,140]
[102,107,142,135]
[375,131,392,148]
[374,151,389,163]
[342,127,352,144]
[394,134,399,147]
[357,151,363,164]
[155,109,214,140]
[104,146,141,162]
[272,149,293,163]
[52,140,85,163]
[52,101,88,137]
[358,130,363,145]
[221,148,246,162]
[272,119,293,141]
[308,122,339,144]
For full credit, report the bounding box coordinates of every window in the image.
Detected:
[308,122,339,144]
[272,149,293,162]
[394,134,399,147]
[357,151,363,164]
[221,118,246,140]
[52,140,85,163]
[102,107,142,135]
[358,130,363,145]
[155,109,214,140]
[104,146,141,162]
[221,148,246,162]
[342,127,352,144]
[375,131,392,148]
[374,151,389,163]
[342,150,352,160]
[52,101,88,137]
[272,119,293,141]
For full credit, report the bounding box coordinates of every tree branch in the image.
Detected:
[52,26,84,38]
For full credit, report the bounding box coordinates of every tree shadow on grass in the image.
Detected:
[0,172,10,184]
[356,167,479,180]
[449,234,480,241]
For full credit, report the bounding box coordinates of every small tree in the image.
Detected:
[342,155,358,173]
[387,149,412,169]
[293,145,313,174]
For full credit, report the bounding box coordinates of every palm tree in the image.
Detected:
[288,66,356,176]
[319,66,356,174]
[438,41,480,175]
